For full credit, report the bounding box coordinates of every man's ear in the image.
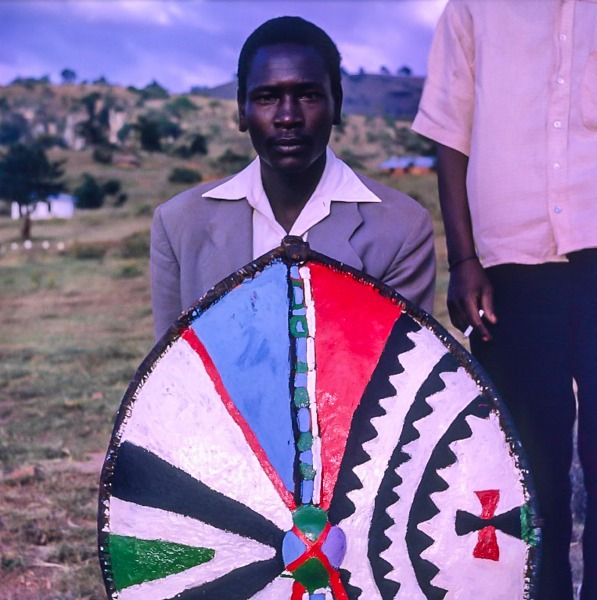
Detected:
[237,92,247,132]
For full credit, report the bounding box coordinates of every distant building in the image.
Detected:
[11,193,76,220]
[379,155,436,176]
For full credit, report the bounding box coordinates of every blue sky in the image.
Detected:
[0,0,447,92]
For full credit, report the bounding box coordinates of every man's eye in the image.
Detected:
[299,92,320,101]
[254,94,276,104]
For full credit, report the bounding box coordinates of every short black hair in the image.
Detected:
[237,16,342,109]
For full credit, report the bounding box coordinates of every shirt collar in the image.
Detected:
[202,147,381,206]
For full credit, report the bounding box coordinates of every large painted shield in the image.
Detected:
[98,237,541,600]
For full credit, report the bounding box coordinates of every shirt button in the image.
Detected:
[559,33,567,41]
[554,206,563,214]
[553,162,561,169]
[554,120,562,128]
[557,76,565,85]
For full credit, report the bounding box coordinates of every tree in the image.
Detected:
[61,68,77,84]
[398,65,413,77]
[0,144,66,238]
[75,92,111,146]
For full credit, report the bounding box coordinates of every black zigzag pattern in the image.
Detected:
[369,351,459,598]
[406,394,491,598]
[327,314,420,598]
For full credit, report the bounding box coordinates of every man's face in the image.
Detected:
[238,43,340,175]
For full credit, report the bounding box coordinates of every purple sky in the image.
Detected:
[0,0,447,92]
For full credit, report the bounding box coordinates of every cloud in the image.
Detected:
[0,0,446,91]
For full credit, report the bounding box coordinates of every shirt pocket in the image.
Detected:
[582,52,597,130]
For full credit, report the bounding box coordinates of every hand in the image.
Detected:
[447,259,497,341]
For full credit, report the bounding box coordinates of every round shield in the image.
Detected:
[98,238,540,600]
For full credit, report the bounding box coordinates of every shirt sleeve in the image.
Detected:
[411,0,475,156]
[150,204,183,341]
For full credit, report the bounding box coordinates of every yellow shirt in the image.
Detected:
[412,0,597,268]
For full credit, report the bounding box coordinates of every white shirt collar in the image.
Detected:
[203,148,380,258]
[203,147,380,206]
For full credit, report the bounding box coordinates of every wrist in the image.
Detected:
[448,254,479,272]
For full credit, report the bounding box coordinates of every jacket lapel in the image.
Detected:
[203,198,253,287]
[308,202,364,272]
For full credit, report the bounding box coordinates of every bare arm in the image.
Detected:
[436,143,496,341]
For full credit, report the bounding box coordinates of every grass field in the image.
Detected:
[0,151,583,598]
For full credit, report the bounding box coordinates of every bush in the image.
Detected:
[120,230,150,259]
[70,242,107,260]
[213,148,251,174]
[102,179,121,196]
[168,167,202,184]
[74,174,104,209]
[113,263,143,279]
[92,144,113,164]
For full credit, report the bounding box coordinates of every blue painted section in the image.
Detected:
[193,262,295,493]
[294,372,308,388]
[322,526,347,568]
[301,479,314,504]
[282,530,306,566]
[292,284,304,306]
[310,595,325,600]
[296,337,307,363]
[297,407,311,432]
[300,450,313,465]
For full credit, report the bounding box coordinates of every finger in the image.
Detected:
[480,286,497,324]
[465,302,492,342]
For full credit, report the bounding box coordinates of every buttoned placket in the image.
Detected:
[546,0,574,249]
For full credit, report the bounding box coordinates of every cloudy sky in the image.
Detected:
[0,0,448,92]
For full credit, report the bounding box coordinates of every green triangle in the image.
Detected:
[109,533,215,590]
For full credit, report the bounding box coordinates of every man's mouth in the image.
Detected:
[271,138,308,153]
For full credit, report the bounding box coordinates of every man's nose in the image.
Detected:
[274,96,303,127]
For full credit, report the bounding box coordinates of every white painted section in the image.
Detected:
[248,576,294,598]
[384,365,481,598]
[110,498,280,600]
[419,413,528,599]
[109,495,276,600]
[300,265,321,505]
[338,327,448,598]
[119,338,292,532]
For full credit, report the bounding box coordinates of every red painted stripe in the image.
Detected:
[285,523,331,571]
[291,581,306,600]
[475,489,500,519]
[473,526,500,561]
[308,263,403,509]
[182,328,296,509]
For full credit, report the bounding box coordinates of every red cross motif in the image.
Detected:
[287,523,348,600]
[473,489,500,561]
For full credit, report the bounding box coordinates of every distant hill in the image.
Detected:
[202,73,424,119]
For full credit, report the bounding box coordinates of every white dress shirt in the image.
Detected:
[204,148,381,259]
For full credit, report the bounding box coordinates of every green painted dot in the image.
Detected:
[108,534,215,591]
[292,557,330,592]
[300,462,316,480]
[297,431,313,451]
[290,315,309,338]
[294,387,310,407]
[296,361,309,373]
[293,505,328,541]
